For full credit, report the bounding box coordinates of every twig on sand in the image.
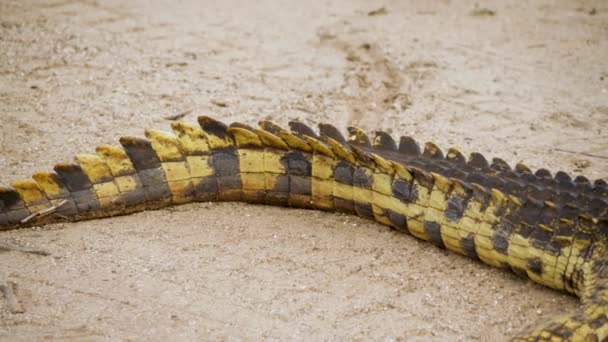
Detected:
[0,241,50,256]
[20,199,68,224]
[554,148,608,160]
[164,109,193,121]
[0,279,24,314]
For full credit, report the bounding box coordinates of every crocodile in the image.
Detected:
[0,116,607,340]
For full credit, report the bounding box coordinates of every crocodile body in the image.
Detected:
[1,116,607,340]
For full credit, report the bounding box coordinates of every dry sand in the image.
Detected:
[1,0,607,340]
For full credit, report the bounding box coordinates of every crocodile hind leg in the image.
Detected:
[515,247,608,341]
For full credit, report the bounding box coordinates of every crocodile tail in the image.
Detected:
[1,117,605,238]
[514,244,608,341]
[1,116,608,337]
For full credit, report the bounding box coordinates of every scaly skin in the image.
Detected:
[1,116,607,340]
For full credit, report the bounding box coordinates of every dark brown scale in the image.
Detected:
[289,121,319,139]
[54,163,94,192]
[398,136,421,155]
[535,168,552,179]
[0,187,28,226]
[492,221,513,255]
[373,131,397,151]
[0,187,22,211]
[424,221,445,248]
[574,175,592,192]
[258,120,283,135]
[354,202,374,219]
[555,171,572,183]
[384,208,408,233]
[334,160,355,186]
[198,116,231,140]
[470,184,491,211]
[445,191,471,222]
[561,203,583,220]
[119,137,162,170]
[391,178,418,204]
[489,158,511,172]
[589,198,608,218]
[468,152,489,170]
[54,163,101,213]
[527,257,544,275]
[319,123,347,144]
[442,166,468,179]
[521,172,537,185]
[460,233,479,259]
[595,179,607,190]
[119,138,172,205]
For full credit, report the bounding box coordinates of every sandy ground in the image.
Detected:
[0,0,607,340]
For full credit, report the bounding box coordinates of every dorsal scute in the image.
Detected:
[470,182,491,205]
[170,122,210,155]
[253,129,289,150]
[32,172,68,199]
[289,120,319,139]
[535,168,552,179]
[349,144,373,166]
[347,126,371,148]
[468,152,489,170]
[390,161,413,181]
[11,179,47,205]
[430,172,452,193]
[555,171,572,184]
[490,158,511,172]
[197,116,233,149]
[372,130,396,151]
[515,162,532,175]
[369,153,394,174]
[423,142,444,159]
[258,120,283,135]
[446,148,466,164]
[257,120,312,152]
[574,175,591,187]
[410,166,434,189]
[53,162,94,192]
[302,136,335,158]
[490,188,508,206]
[119,137,161,170]
[0,186,22,210]
[278,130,312,152]
[145,129,184,162]
[96,145,135,176]
[227,126,263,148]
[593,179,608,198]
[319,123,347,144]
[229,122,255,130]
[398,136,421,156]
[326,137,356,164]
[75,154,114,183]
[451,178,472,197]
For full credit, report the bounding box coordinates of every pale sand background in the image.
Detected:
[1,0,607,340]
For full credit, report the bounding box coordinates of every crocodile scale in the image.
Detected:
[1,116,607,340]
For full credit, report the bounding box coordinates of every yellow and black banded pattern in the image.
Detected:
[1,116,607,341]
